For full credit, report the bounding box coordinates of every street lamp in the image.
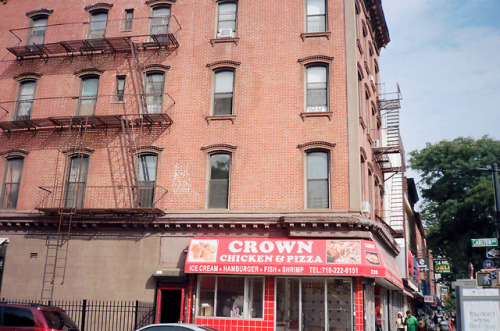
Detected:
[475,163,500,239]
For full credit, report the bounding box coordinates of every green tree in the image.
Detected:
[409,136,500,281]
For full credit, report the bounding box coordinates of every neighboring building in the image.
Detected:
[0,0,418,330]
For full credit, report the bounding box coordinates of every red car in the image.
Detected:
[0,302,79,331]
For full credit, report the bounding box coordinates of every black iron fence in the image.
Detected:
[1,299,155,331]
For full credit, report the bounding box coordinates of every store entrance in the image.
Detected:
[276,278,352,331]
[156,287,185,323]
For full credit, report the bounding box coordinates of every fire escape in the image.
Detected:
[374,84,405,235]
[1,16,179,301]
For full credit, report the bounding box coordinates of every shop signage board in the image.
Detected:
[417,257,430,271]
[424,295,434,303]
[471,238,498,247]
[184,237,403,289]
[434,259,451,274]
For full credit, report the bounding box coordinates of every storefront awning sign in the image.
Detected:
[184,237,403,289]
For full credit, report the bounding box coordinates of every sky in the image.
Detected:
[379,0,500,162]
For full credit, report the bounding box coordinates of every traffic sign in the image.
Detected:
[483,259,495,269]
[471,238,498,247]
[477,271,493,286]
[486,247,500,258]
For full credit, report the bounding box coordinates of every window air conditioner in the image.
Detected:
[373,140,380,148]
[362,201,371,214]
[218,28,233,38]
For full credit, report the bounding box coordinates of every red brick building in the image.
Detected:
[0,0,412,330]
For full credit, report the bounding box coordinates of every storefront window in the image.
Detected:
[276,278,352,331]
[197,275,264,319]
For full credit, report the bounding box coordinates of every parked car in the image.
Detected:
[136,324,219,331]
[0,302,79,331]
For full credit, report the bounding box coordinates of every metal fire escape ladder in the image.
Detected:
[41,118,88,300]
[376,84,405,232]
[117,40,147,208]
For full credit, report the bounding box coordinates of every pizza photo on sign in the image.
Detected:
[326,240,361,264]
[365,251,380,265]
[187,239,218,262]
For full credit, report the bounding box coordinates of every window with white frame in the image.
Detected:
[306,150,329,209]
[14,80,36,120]
[115,76,126,102]
[208,152,231,209]
[137,153,158,208]
[145,71,165,113]
[197,275,264,318]
[64,154,89,209]
[213,69,234,115]
[77,75,99,116]
[88,11,108,39]
[217,2,237,38]
[27,15,48,46]
[0,157,24,209]
[306,65,328,112]
[306,0,326,32]
[150,6,170,42]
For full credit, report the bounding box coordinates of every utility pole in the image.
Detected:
[492,163,500,239]
[475,162,500,239]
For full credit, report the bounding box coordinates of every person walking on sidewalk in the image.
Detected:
[405,310,418,331]
[395,312,405,331]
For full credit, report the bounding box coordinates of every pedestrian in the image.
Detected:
[438,315,450,331]
[395,312,405,331]
[405,310,419,331]
[418,316,426,331]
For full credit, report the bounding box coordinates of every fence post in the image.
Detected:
[134,300,139,330]
[81,299,87,331]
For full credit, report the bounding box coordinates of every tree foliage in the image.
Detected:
[409,136,500,281]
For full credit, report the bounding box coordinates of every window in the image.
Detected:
[306,0,326,32]
[89,11,108,38]
[208,153,231,209]
[88,11,108,39]
[115,76,126,102]
[213,69,234,115]
[137,153,157,208]
[217,2,237,38]
[123,9,134,30]
[64,155,89,208]
[306,65,328,112]
[0,157,24,209]
[14,80,36,120]
[306,151,329,209]
[77,75,99,115]
[197,275,263,318]
[145,72,165,113]
[26,15,48,45]
[150,6,170,42]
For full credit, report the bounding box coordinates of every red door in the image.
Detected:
[156,286,185,323]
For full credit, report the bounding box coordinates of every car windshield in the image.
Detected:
[42,310,79,330]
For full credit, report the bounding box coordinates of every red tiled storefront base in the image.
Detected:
[354,277,364,331]
[195,277,275,331]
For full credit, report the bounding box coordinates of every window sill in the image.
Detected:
[300,31,331,41]
[110,100,125,104]
[206,115,236,124]
[300,111,332,121]
[210,37,240,46]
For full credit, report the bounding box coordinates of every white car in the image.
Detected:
[136,324,220,331]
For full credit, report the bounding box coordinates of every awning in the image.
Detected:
[184,237,403,289]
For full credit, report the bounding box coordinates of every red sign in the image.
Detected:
[184,237,403,289]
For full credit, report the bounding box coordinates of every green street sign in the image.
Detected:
[471,238,498,247]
